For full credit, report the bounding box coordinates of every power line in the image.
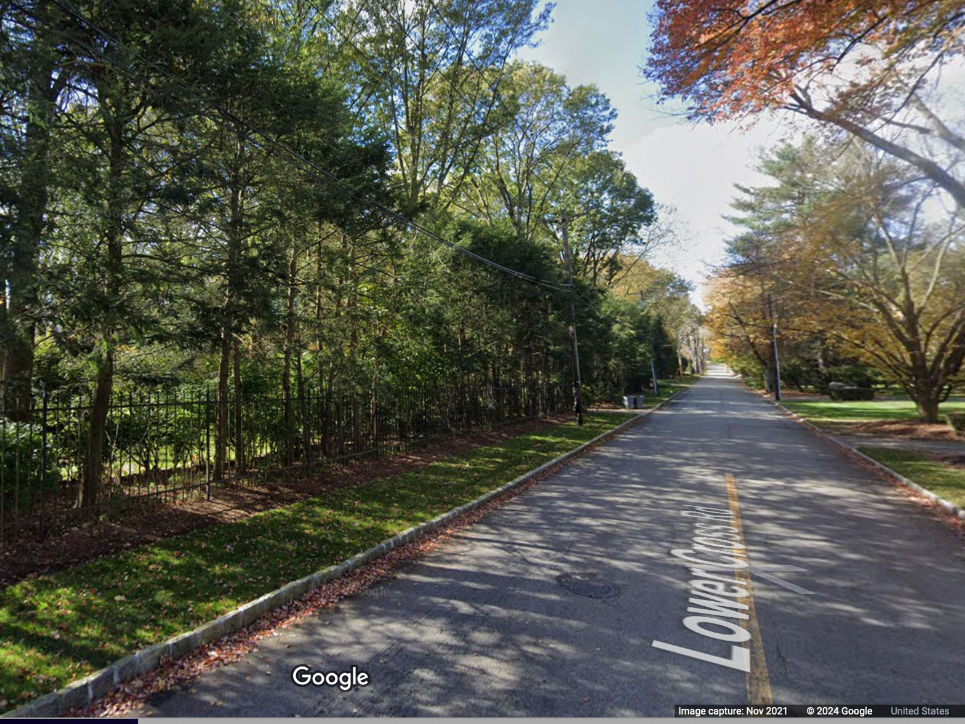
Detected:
[26,0,571,292]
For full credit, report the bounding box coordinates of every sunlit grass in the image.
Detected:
[784,399,965,424]
[857,447,965,509]
[0,412,633,713]
[658,378,695,400]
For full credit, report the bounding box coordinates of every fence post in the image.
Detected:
[352,392,359,453]
[14,398,22,534]
[204,387,211,501]
[422,383,428,442]
[129,389,137,500]
[304,387,312,467]
[337,395,345,456]
[373,388,380,459]
[1,409,6,545]
[40,390,49,539]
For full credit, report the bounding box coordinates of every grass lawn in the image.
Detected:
[783,399,965,425]
[857,447,965,510]
[661,376,697,397]
[0,412,636,713]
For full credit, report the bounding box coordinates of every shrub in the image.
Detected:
[948,412,965,436]
[0,421,62,514]
[741,373,764,390]
[826,365,879,389]
[781,358,821,392]
[828,382,874,401]
[109,397,207,476]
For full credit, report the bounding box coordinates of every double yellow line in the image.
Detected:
[725,473,773,707]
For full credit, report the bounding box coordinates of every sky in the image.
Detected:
[515,0,799,306]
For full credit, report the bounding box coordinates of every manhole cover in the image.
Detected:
[556,572,620,599]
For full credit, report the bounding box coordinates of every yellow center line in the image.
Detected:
[726,473,773,707]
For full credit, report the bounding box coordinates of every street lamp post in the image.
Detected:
[637,292,659,397]
[769,294,782,402]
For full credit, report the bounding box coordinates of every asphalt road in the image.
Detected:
[137,366,965,717]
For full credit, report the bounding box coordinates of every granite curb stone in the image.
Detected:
[769,396,965,521]
[5,390,686,718]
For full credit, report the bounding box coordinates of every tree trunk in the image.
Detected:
[215,335,230,481]
[80,89,126,510]
[283,250,297,466]
[2,41,61,418]
[322,362,334,456]
[1,329,35,420]
[296,347,310,465]
[763,361,775,393]
[232,339,244,474]
[79,352,113,510]
[282,341,294,466]
[913,390,941,424]
[219,144,244,481]
[370,340,380,454]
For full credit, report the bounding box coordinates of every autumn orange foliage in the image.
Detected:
[646,0,965,121]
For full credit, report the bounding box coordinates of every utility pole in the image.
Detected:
[769,294,782,402]
[560,212,584,426]
[638,291,659,396]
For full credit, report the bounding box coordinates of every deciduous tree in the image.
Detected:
[645,0,965,210]
[712,137,965,421]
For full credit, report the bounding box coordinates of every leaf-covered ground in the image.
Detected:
[0,412,633,714]
[0,416,563,588]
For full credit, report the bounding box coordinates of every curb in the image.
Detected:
[5,390,686,718]
[769,398,965,521]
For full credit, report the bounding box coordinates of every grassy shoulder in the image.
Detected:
[0,412,634,712]
[783,399,965,426]
[660,376,697,398]
[857,447,965,510]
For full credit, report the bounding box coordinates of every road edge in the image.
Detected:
[5,389,687,718]
[767,397,965,521]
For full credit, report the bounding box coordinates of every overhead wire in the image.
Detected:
[28,0,571,292]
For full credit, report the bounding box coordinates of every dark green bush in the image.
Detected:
[781,359,821,392]
[947,412,965,436]
[109,397,207,475]
[1,422,62,514]
[828,383,874,401]
[827,365,879,389]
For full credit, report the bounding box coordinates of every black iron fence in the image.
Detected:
[1,377,566,542]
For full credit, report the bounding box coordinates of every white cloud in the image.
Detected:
[619,116,798,305]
